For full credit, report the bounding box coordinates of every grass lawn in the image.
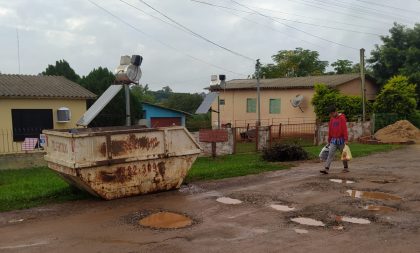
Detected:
[235,142,257,153]
[0,167,92,212]
[186,153,290,182]
[303,143,401,159]
[0,143,401,212]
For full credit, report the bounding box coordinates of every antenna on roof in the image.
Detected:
[16,28,21,74]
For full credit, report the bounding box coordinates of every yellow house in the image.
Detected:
[0,74,96,153]
[209,73,378,127]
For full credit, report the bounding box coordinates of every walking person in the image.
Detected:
[320,105,349,174]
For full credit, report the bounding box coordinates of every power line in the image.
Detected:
[355,0,420,16]
[119,0,191,34]
[137,0,255,62]
[190,0,381,36]
[250,5,381,31]
[190,0,327,49]
[88,0,250,77]
[289,0,393,25]
[230,0,359,51]
[308,0,414,23]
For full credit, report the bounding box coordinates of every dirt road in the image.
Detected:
[1,145,420,253]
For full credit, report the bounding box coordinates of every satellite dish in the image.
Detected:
[290,94,304,112]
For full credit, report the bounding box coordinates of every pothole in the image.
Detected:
[294,228,309,234]
[270,204,295,212]
[330,179,355,184]
[336,216,371,224]
[138,212,192,229]
[291,217,325,227]
[216,197,242,205]
[346,190,402,201]
[364,205,397,213]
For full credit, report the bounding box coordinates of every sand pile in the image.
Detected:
[374,120,420,143]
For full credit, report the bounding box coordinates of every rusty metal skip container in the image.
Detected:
[43,126,201,200]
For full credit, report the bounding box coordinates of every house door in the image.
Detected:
[150,117,181,127]
[11,109,54,141]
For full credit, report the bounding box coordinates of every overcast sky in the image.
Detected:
[0,0,419,93]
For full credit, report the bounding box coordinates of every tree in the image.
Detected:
[331,60,353,74]
[311,84,371,122]
[153,86,173,103]
[42,60,80,82]
[131,84,156,103]
[260,48,328,78]
[79,67,142,127]
[373,75,417,117]
[368,23,420,107]
[162,93,203,114]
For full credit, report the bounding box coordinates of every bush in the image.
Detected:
[373,75,417,117]
[311,84,372,122]
[186,113,211,132]
[262,143,309,162]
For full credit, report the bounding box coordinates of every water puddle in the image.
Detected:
[370,179,397,184]
[336,216,371,224]
[294,228,309,234]
[330,179,354,184]
[139,212,192,229]
[216,197,242,205]
[291,217,325,227]
[364,205,397,213]
[270,204,295,212]
[8,218,24,223]
[346,190,402,200]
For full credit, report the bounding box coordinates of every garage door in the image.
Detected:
[150,117,182,127]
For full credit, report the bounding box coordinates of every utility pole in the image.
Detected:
[360,48,366,122]
[255,59,261,126]
[125,84,131,126]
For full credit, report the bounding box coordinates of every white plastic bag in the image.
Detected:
[341,144,352,161]
[319,145,329,161]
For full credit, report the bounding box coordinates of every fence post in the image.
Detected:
[232,127,237,154]
[255,126,259,152]
[279,123,282,139]
[371,113,375,135]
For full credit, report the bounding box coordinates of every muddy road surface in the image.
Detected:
[1,145,420,253]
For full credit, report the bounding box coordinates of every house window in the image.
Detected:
[246,98,256,113]
[219,99,225,105]
[269,99,281,114]
[11,109,53,141]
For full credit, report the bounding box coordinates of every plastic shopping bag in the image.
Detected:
[341,144,352,161]
[319,145,329,161]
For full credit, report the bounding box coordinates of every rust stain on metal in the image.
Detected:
[158,162,166,177]
[51,140,68,153]
[100,166,138,183]
[99,142,107,157]
[99,162,168,184]
[110,134,160,156]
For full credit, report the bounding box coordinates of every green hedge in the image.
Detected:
[311,84,372,122]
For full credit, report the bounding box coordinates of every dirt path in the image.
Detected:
[1,145,420,253]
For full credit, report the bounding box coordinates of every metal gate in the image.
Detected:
[234,125,258,153]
